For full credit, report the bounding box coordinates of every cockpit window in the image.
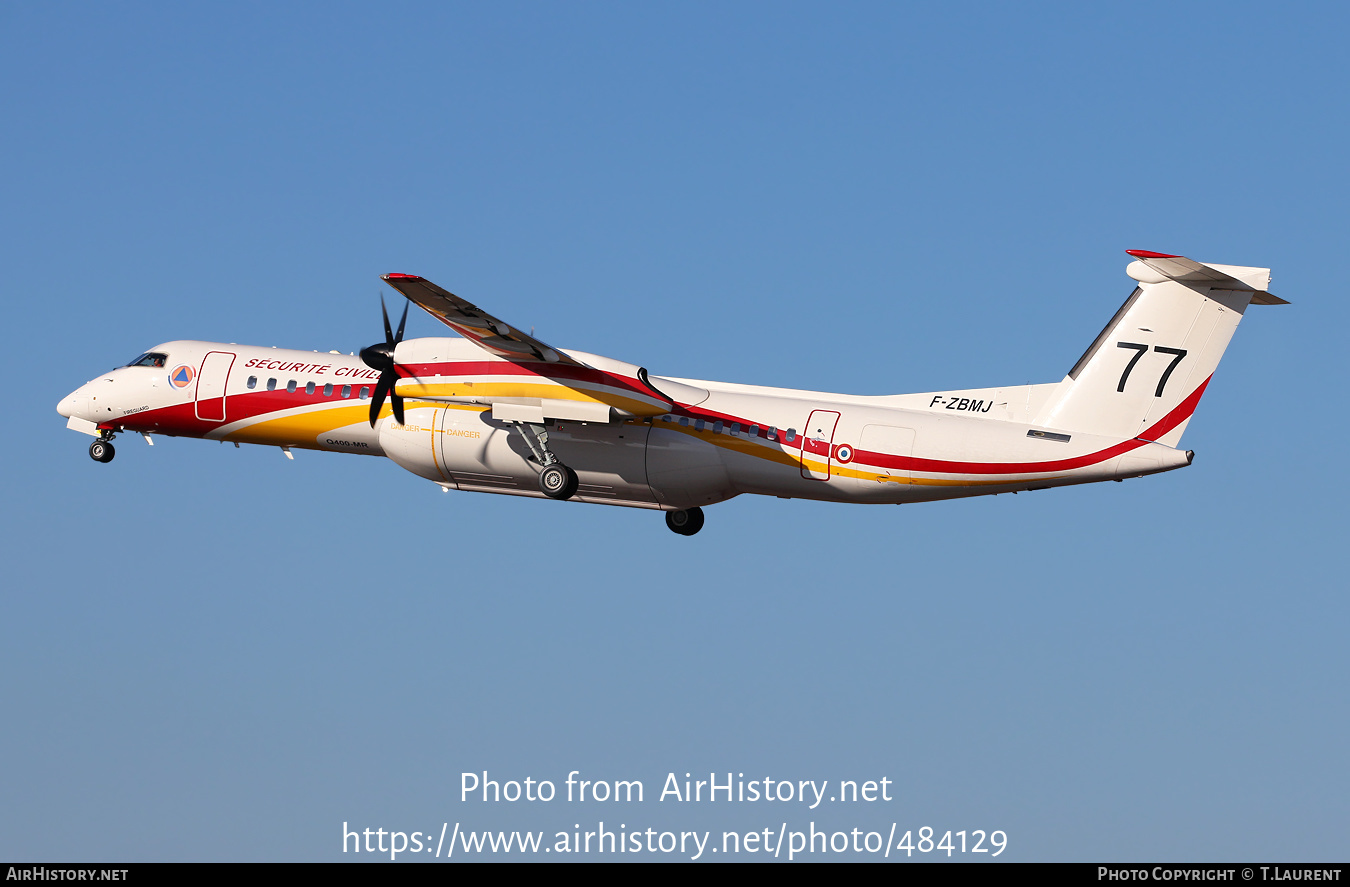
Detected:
[126,352,168,368]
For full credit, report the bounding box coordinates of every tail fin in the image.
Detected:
[1033,250,1287,446]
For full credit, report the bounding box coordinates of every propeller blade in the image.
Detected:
[369,373,392,427]
[365,296,412,426]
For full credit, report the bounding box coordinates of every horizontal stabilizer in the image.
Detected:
[1125,250,1288,305]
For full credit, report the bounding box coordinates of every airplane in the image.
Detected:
[57,250,1286,535]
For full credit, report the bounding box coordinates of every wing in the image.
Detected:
[381,274,686,420]
[381,273,589,365]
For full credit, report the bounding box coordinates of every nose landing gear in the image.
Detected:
[665,507,704,536]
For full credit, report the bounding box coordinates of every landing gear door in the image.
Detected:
[800,410,840,480]
[195,351,236,422]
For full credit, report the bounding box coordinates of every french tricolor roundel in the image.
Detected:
[168,365,195,389]
[835,444,854,463]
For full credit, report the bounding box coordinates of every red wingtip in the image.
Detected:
[1126,250,1181,259]
[384,273,421,280]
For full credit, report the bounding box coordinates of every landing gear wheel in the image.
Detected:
[539,464,578,500]
[665,507,704,536]
[89,440,115,463]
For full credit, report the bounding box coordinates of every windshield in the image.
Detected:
[125,352,168,368]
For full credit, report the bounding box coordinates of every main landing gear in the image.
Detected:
[665,507,704,536]
[539,463,579,500]
[513,422,579,500]
[88,433,116,464]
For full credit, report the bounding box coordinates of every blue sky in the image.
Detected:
[2,2,1345,861]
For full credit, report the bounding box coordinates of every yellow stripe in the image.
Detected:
[396,381,667,416]
[223,404,374,445]
[221,400,469,446]
[226,402,1065,489]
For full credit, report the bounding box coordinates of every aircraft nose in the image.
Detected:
[58,385,91,420]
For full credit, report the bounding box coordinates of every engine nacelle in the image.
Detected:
[377,405,447,482]
[379,405,666,508]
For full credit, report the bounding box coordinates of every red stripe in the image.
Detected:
[671,376,1212,475]
[857,376,1211,475]
[103,387,376,436]
[109,370,1212,479]
[1139,375,1210,441]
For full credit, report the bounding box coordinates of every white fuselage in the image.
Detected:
[59,338,1193,512]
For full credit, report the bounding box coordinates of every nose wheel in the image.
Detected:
[665,507,704,536]
[89,438,116,463]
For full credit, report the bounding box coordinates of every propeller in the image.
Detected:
[359,295,409,427]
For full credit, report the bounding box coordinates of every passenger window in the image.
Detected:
[695,419,705,431]
[246,376,257,389]
[323,384,333,396]
[749,424,759,437]
[786,428,796,442]
[768,426,778,441]
[306,382,315,395]
[730,423,740,435]
[267,378,277,391]
[713,421,723,434]
[286,380,297,394]
[359,387,370,399]
[341,385,351,398]
[679,416,689,426]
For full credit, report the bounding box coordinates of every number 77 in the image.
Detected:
[1116,343,1188,397]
